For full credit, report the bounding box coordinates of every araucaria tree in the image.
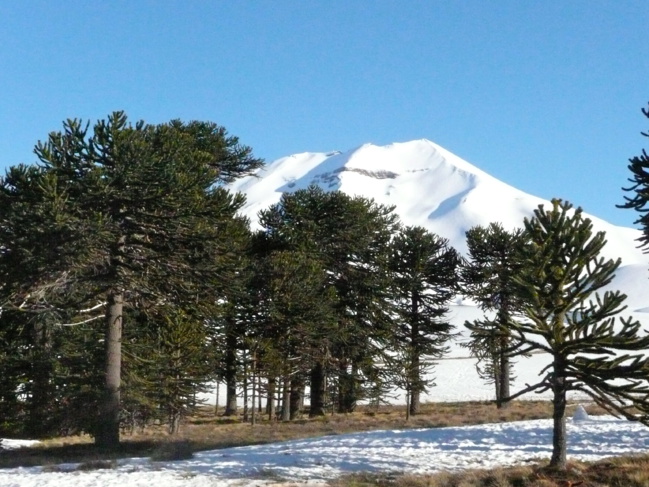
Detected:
[247,239,336,419]
[0,112,262,447]
[462,223,526,408]
[258,185,399,414]
[619,102,649,250]
[509,199,649,470]
[388,226,460,417]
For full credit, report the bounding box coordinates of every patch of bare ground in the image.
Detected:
[0,400,603,470]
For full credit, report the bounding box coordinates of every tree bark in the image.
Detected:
[409,294,421,416]
[251,351,256,426]
[242,349,249,423]
[497,337,510,409]
[337,360,355,414]
[549,356,568,470]
[493,357,502,406]
[409,358,421,416]
[214,382,220,416]
[27,320,53,437]
[289,377,303,420]
[96,290,123,448]
[281,377,291,421]
[495,323,511,409]
[169,410,181,435]
[405,388,411,421]
[495,307,511,409]
[266,377,276,421]
[309,362,326,417]
[223,325,238,416]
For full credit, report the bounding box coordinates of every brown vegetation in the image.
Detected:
[333,455,649,487]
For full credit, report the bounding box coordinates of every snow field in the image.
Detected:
[2,414,648,487]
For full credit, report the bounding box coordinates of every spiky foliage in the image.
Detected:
[508,199,649,470]
[258,185,400,413]
[462,223,526,408]
[387,226,460,417]
[0,112,262,447]
[152,308,212,434]
[0,306,105,438]
[619,102,649,250]
[247,235,336,418]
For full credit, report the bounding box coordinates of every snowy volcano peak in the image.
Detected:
[230,139,539,251]
[228,138,646,267]
[308,139,497,190]
[233,140,487,225]
[341,139,492,179]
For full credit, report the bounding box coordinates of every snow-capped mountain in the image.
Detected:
[229,139,649,312]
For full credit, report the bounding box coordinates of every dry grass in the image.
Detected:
[0,400,606,472]
[333,456,649,487]
[34,399,568,450]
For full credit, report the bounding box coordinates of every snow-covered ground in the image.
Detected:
[0,439,39,450]
[3,412,649,487]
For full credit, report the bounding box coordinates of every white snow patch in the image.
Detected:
[2,415,648,486]
[1,438,40,450]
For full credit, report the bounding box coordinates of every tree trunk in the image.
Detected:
[169,410,181,435]
[290,377,302,420]
[409,361,421,416]
[309,362,326,417]
[493,357,502,406]
[223,327,238,416]
[214,382,220,416]
[242,349,249,423]
[497,334,510,409]
[405,388,411,421]
[337,360,357,414]
[266,377,276,421]
[409,294,421,416]
[251,352,256,426]
[96,291,123,448]
[27,320,53,437]
[281,377,291,421]
[495,308,510,409]
[549,356,568,470]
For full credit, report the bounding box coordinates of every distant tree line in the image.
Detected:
[1,106,649,470]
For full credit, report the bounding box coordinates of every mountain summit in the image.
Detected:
[229,139,644,264]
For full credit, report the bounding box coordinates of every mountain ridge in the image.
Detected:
[228,138,649,314]
[230,139,644,259]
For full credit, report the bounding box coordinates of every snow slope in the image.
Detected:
[229,139,646,265]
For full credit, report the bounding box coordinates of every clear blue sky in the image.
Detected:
[2,1,648,227]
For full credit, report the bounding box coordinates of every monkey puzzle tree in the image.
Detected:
[258,185,400,413]
[462,223,526,408]
[508,199,649,470]
[247,239,336,419]
[387,225,460,417]
[207,217,255,418]
[0,112,262,447]
[152,308,213,435]
[619,102,649,250]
